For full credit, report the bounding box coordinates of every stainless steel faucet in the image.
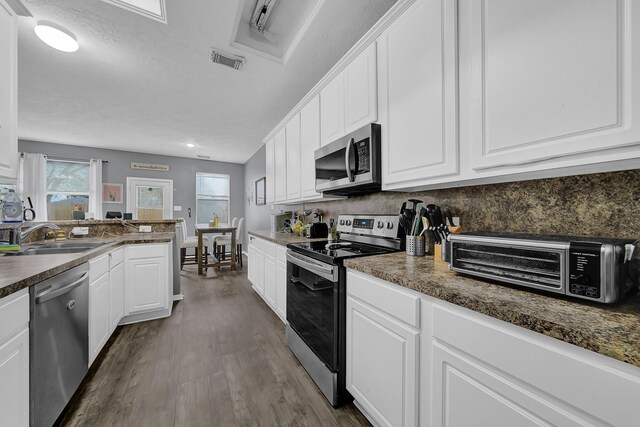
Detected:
[16,222,60,245]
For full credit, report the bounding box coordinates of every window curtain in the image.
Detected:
[17,153,48,222]
[89,159,103,219]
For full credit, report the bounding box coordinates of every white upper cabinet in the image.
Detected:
[344,43,378,134]
[285,114,301,201]
[265,138,275,204]
[320,75,345,146]
[274,128,287,203]
[0,0,18,184]
[463,0,640,171]
[300,96,321,199]
[379,0,459,190]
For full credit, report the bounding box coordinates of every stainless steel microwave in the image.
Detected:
[314,123,381,196]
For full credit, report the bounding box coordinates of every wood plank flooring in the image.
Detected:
[57,258,370,427]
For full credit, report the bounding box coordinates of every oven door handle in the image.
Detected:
[345,137,355,183]
[286,251,338,282]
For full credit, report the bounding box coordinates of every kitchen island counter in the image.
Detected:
[344,252,640,368]
[0,233,174,298]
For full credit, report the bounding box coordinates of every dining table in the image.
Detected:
[195,224,237,274]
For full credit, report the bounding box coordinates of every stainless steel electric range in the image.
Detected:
[285,214,402,406]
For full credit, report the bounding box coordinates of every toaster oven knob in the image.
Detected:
[377,221,384,229]
[386,222,394,230]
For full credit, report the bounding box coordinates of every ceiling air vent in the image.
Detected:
[210,49,245,70]
[6,0,32,16]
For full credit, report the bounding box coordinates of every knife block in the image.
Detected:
[434,225,462,263]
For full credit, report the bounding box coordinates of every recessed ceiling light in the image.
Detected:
[34,21,79,53]
[186,143,195,148]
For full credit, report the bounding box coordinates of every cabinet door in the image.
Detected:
[463,0,640,170]
[347,297,419,427]
[300,96,321,199]
[89,273,110,366]
[0,0,17,183]
[265,138,275,204]
[285,115,301,201]
[379,0,459,189]
[247,243,256,285]
[125,256,168,315]
[275,259,286,322]
[0,328,28,427]
[263,254,276,307]
[253,249,265,296]
[320,75,345,146]
[274,128,287,203]
[431,342,586,427]
[109,262,124,332]
[344,43,378,134]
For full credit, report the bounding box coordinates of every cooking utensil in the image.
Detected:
[442,207,456,227]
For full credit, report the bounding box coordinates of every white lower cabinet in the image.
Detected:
[124,243,170,316]
[275,246,287,322]
[346,269,640,427]
[89,254,111,366]
[248,236,287,323]
[0,289,29,427]
[109,251,124,333]
[346,270,420,427]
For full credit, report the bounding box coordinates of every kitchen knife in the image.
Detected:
[427,210,441,244]
[442,207,456,227]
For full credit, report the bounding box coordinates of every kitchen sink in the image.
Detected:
[0,241,113,256]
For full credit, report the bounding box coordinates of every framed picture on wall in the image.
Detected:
[103,183,123,203]
[255,177,266,206]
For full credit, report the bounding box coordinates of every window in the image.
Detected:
[196,172,230,224]
[46,160,90,220]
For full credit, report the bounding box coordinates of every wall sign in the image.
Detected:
[130,162,170,172]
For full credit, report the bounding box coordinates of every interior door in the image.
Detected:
[126,177,173,220]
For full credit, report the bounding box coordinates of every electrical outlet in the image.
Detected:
[72,227,89,236]
[139,225,152,233]
[173,205,182,211]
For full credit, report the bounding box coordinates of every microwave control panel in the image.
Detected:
[355,139,370,173]
[568,242,602,299]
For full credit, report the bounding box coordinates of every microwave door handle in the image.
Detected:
[345,138,355,182]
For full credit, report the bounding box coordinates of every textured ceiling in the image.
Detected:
[17,0,396,164]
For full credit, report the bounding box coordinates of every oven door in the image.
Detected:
[314,123,380,195]
[286,250,339,371]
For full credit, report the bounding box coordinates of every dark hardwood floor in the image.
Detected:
[58,257,370,427]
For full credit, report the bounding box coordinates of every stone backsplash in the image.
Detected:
[19,219,177,243]
[286,169,640,239]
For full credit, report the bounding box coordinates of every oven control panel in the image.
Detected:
[337,215,399,239]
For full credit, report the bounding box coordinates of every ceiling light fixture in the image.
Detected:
[34,21,79,53]
[186,143,195,148]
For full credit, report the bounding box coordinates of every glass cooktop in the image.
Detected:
[287,240,399,264]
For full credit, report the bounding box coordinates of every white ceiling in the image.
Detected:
[17,0,396,164]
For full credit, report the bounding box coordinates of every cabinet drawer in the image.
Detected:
[432,304,640,427]
[347,269,420,328]
[125,243,166,259]
[89,253,109,281]
[109,247,124,268]
[264,241,276,258]
[249,236,264,252]
[0,289,28,344]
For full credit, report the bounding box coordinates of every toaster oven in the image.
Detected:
[448,233,639,304]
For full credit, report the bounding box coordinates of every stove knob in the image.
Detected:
[377,221,384,229]
[387,222,394,230]
[346,220,352,226]
[339,220,345,226]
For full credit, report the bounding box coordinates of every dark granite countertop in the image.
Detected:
[248,230,327,246]
[0,233,174,299]
[344,252,640,368]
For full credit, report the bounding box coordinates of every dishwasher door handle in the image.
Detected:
[35,272,89,304]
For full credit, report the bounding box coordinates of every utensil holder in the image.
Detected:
[406,235,426,256]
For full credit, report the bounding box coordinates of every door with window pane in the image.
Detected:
[126,178,173,220]
[196,173,230,225]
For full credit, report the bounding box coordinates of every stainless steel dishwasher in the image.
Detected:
[30,263,89,427]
